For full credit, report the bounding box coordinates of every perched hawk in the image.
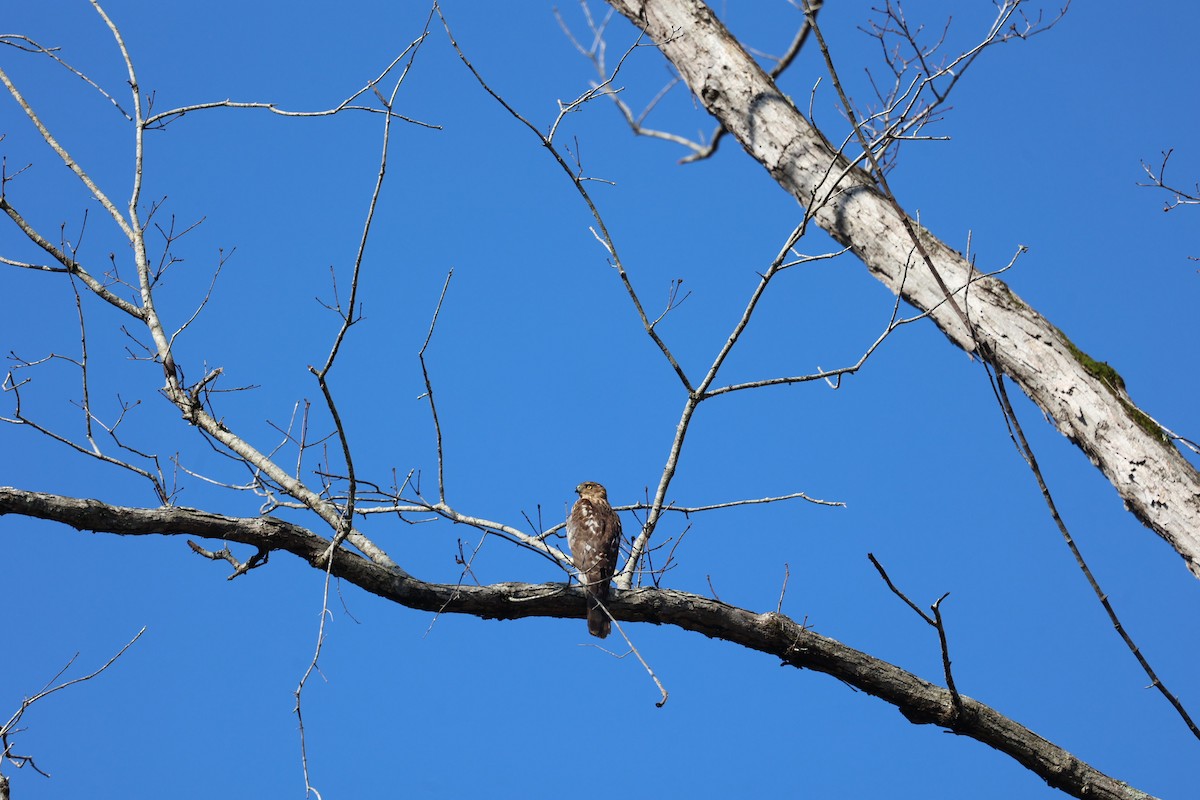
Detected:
[566,481,622,638]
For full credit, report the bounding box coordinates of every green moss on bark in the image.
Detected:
[1055,327,1169,445]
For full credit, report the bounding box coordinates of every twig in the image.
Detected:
[587,603,669,708]
[142,33,439,130]
[419,270,453,504]
[293,579,334,800]
[776,563,790,614]
[557,1,824,165]
[424,533,490,637]
[2,373,166,499]
[309,12,432,561]
[707,252,1022,397]
[855,1,1070,173]
[0,197,142,316]
[867,553,961,715]
[1,627,146,778]
[186,540,270,578]
[1138,148,1200,212]
[803,1,974,343]
[436,2,694,394]
[929,593,961,714]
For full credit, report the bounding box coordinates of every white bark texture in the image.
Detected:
[605,0,1200,577]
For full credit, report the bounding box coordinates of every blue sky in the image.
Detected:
[2,2,1198,797]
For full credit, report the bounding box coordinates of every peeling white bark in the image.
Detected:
[606,0,1200,577]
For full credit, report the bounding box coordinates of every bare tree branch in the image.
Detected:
[1138,148,1200,212]
[0,487,1157,800]
[600,0,1200,580]
[558,1,826,164]
[0,0,425,571]
[1,627,146,781]
[868,554,962,716]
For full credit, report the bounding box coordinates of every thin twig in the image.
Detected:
[1138,148,1200,212]
[436,2,693,394]
[293,577,334,800]
[1,627,146,777]
[930,593,962,714]
[419,270,453,504]
[803,1,974,343]
[867,553,961,714]
[142,34,438,130]
[587,604,669,708]
[868,553,931,622]
[776,563,790,614]
[309,11,433,560]
[424,533,490,637]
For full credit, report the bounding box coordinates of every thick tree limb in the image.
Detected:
[601,0,1200,578]
[0,486,1155,800]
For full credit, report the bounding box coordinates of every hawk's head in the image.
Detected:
[575,481,609,502]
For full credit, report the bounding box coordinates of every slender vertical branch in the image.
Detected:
[307,31,428,544]
[420,270,454,504]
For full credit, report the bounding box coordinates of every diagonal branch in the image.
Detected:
[1,626,146,780]
[0,486,1156,800]
[0,59,135,242]
[436,2,694,394]
[0,198,143,318]
[992,374,1200,741]
[601,0,1200,580]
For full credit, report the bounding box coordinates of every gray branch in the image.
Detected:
[0,486,1155,800]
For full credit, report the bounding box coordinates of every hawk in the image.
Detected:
[566,481,622,638]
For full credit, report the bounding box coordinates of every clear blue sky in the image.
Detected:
[3,2,1198,798]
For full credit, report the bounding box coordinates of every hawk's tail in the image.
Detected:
[584,581,611,639]
[586,598,611,639]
